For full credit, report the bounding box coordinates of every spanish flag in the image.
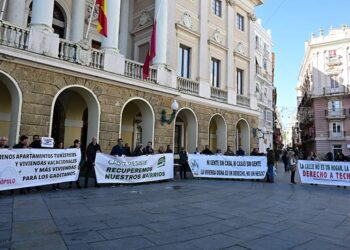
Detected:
[96,0,107,37]
[142,21,157,79]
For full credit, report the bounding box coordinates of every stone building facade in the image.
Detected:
[296,25,350,158]
[0,0,265,155]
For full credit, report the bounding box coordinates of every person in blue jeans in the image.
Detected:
[267,149,275,183]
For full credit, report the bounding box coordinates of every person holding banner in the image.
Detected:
[0,136,9,148]
[111,138,126,157]
[68,139,83,189]
[236,146,245,156]
[133,143,144,156]
[179,147,188,179]
[29,135,42,149]
[12,135,30,194]
[85,137,101,188]
[165,145,173,153]
[289,152,297,184]
[224,146,235,156]
[202,145,213,155]
[143,141,154,155]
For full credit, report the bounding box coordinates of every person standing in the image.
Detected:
[52,142,64,191]
[224,146,235,156]
[194,147,201,154]
[165,145,173,153]
[202,145,213,155]
[85,137,101,188]
[133,143,143,156]
[179,147,188,179]
[236,146,245,156]
[0,137,9,148]
[158,146,165,154]
[250,148,260,156]
[289,151,297,184]
[68,139,83,189]
[111,138,126,157]
[125,143,132,156]
[282,150,289,172]
[13,135,29,194]
[29,135,42,148]
[266,149,275,183]
[143,141,154,155]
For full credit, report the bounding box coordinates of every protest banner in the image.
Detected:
[298,160,350,186]
[188,154,267,179]
[95,153,174,184]
[0,148,81,191]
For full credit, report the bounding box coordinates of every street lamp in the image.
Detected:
[161,100,179,125]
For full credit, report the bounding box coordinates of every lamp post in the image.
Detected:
[161,100,179,125]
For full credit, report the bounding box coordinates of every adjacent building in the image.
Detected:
[296,25,350,158]
[254,19,275,152]
[0,0,270,155]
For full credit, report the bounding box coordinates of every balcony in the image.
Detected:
[256,66,273,82]
[177,77,199,96]
[124,59,157,84]
[325,109,346,119]
[237,95,250,107]
[313,131,347,140]
[323,85,349,96]
[210,87,228,103]
[327,56,342,67]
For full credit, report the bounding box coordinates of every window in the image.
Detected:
[178,45,191,78]
[332,122,341,133]
[255,36,260,49]
[211,58,221,88]
[330,75,339,89]
[212,0,222,17]
[331,100,341,111]
[236,14,244,31]
[263,58,267,70]
[138,43,149,63]
[237,68,244,95]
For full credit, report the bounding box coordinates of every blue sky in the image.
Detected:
[256,0,350,127]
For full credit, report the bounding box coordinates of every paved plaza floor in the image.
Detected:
[1,163,350,250]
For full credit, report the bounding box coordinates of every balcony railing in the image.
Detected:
[327,56,342,66]
[177,77,199,95]
[325,108,346,119]
[323,85,349,95]
[237,95,250,107]
[58,39,104,69]
[0,21,29,50]
[210,87,228,103]
[256,66,273,82]
[313,131,347,140]
[124,59,157,83]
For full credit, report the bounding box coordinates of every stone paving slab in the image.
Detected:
[0,163,350,249]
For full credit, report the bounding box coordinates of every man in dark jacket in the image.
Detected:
[143,141,154,155]
[13,135,29,148]
[29,135,41,148]
[0,137,9,148]
[201,145,213,155]
[85,137,101,188]
[165,145,173,153]
[110,138,126,156]
[179,147,188,179]
[236,146,245,156]
[267,149,275,183]
[68,139,82,189]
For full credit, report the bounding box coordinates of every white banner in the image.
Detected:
[95,153,174,184]
[188,154,267,179]
[298,160,350,186]
[0,149,81,191]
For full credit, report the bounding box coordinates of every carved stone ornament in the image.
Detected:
[236,41,248,56]
[87,3,99,23]
[248,12,257,22]
[76,39,92,66]
[182,11,193,29]
[138,11,151,27]
[212,29,223,44]
[226,0,236,6]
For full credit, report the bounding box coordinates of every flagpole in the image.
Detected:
[0,0,8,21]
[85,0,97,40]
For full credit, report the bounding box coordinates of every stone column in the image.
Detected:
[227,2,236,105]
[30,0,55,32]
[28,0,59,57]
[70,0,86,43]
[101,0,121,50]
[101,0,125,74]
[198,0,210,98]
[7,0,26,27]
[248,13,258,110]
[153,0,168,66]
[119,0,130,57]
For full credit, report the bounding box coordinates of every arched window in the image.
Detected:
[28,1,66,39]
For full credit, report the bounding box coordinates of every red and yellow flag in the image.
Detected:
[96,0,107,37]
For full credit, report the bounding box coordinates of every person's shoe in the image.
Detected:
[292,181,297,184]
